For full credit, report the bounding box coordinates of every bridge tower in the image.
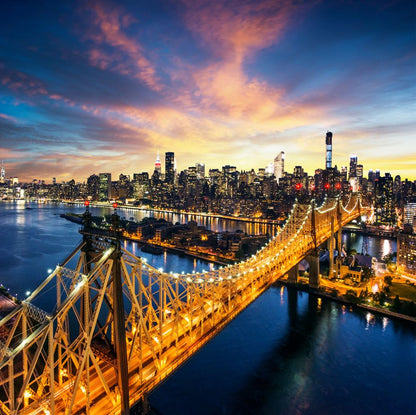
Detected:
[81,202,130,414]
[307,200,320,288]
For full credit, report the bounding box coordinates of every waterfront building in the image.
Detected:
[397,233,416,276]
[87,174,100,200]
[99,173,111,201]
[404,201,416,232]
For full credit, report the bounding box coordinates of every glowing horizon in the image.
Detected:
[0,0,415,182]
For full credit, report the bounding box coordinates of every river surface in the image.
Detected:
[0,201,414,415]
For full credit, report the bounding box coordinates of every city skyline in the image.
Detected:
[0,147,409,184]
[0,0,415,182]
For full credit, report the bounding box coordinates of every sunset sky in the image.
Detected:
[0,0,415,182]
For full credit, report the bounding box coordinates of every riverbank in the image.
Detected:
[123,234,233,266]
[343,223,398,239]
[281,280,416,324]
[59,212,235,266]
[53,200,284,227]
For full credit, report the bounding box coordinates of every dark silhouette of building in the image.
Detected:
[165,152,175,185]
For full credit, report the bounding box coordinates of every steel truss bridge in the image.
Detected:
[0,195,371,414]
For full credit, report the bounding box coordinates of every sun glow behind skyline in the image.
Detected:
[0,0,415,182]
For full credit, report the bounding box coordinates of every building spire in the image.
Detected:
[155,150,161,174]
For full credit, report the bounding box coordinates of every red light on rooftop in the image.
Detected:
[84,200,90,207]
[295,183,302,190]
[112,202,118,209]
[335,183,341,190]
[325,183,330,189]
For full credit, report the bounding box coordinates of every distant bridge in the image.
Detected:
[0,194,371,414]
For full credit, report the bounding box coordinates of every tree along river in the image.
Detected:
[0,201,414,415]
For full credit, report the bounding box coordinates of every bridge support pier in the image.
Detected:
[306,252,320,288]
[287,264,299,283]
[336,227,342,278]
[328,217,335,279]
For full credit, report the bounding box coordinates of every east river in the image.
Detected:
[0,201,415,415]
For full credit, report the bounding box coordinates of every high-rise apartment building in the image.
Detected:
[87,174,100,200]
[356,164,363,179]
[165,152,175,185]
[325,131,332,169]
[397,233,416,276]
[349,154,358,178]
[99,173,111,201]
[404,202,416,228]
[273,151,284,182]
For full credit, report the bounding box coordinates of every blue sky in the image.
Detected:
[0,0,415,181]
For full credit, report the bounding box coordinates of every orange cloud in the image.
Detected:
[167,0,311,123]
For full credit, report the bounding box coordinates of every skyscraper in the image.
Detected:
[0,161,5,183]
[325,131,332,169]
[165,152,175,185]
[273,151,284,182]
[154,150,161,175]
[349,154,358,178]
[99,173,111,200]
[196,163,205,180]
[86,174,99,200]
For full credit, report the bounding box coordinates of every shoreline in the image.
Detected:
[16,199,284,227]
[123,235,234,266]
[281,281,416,324]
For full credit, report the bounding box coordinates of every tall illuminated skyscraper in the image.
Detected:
[154,150,161,175]
[165,152,175,185]
[0,160,5,183]
[325,131,332,169]
[273,151,285,182]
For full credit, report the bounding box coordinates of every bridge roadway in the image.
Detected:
[0,195,371,414]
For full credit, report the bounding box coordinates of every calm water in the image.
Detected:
[0,201,414,414]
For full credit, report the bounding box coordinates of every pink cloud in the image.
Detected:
[83,1,162,91]
[181,0,294,61]
[0,113,17,123]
